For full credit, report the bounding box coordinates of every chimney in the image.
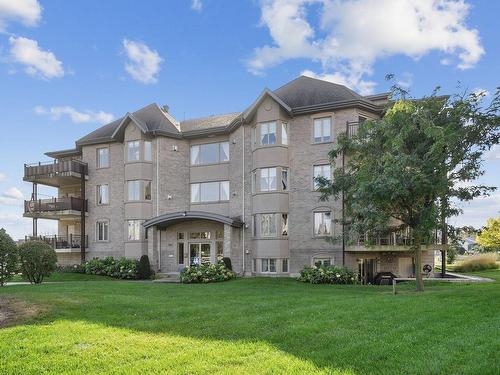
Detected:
[162,105,169,113]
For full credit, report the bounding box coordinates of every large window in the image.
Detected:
[127,180,141,201]
[281,122,288,145]
[314,258,332,267]
[281,168,288,191]
[127,140,140,161]
[96,220,109,241]
[127,220,142,241]
[281,214,288,236]
[96,184,109,205]
[313,164,331,190]
[97,147,109,168]
[144,141,152,161]
[190,142,229,165]
[261,258,277,273]
[260,214,277,237]
[313,117,332,143]
[260,167,277,191]
[144,181,152,200]
[260,122,277,145]
[314,211,332,236]
[190,181,229,203]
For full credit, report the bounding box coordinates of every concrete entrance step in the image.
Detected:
[153,272,181,283]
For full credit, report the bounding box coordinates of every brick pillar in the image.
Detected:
[223,224,231,258]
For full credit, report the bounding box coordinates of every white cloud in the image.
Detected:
[472,87,490,98]
[122,39,163,84]
[0,0,41,31]
[248,0,484,94]
[34,105,114,124]
[484,144,500,161]
[0,172,6,182]
[2,187,23,200]
[451,193,500,228]
[396,72,413,90]
[191,0,202,12]
[9,36,64,79]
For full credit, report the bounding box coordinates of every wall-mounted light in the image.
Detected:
[167,195,172,200]
[172,145,178,151]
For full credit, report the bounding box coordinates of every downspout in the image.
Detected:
[156,137,160,216]
[241,118,246,276]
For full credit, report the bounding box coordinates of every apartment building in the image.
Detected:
[23,76,440,282]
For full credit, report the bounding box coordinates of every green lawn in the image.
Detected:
[11,272,116,282]
[1,272,499,375]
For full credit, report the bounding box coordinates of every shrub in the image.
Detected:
[453,253,499,273]
[84,257,139,279]
[18,240,57,284]
[0,228,18,286]
[298,265,358,284]
[137,255,153,279]
[221,257,232,271]
[57,264,85,273]
[180,262,235,283]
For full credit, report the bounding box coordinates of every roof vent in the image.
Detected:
[162,105,169,113]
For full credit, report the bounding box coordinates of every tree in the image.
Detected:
[137,255,152,279]
[0,228,18,286]
[18,241,57,284]
[477,217,500,251]
[318,85,500,291]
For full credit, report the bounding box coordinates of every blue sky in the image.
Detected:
[0,0,499,239]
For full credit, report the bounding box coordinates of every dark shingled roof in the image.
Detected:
[76,104,179,145]
[180,112,241,132]
[273,75,366,108]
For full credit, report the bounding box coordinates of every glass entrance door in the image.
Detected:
[189,243,211,265]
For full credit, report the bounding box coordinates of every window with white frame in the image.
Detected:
[281,122,288,145]
[96,220,109,241]
[96,184,109,205]
[190,142,229,165]
[281,168,288,191]
[97,147,109,168]
[260,214,277,237]
[127,140,140,161]
[144,141,152,161]
[313,117,332,143]
[127,220,142,241]
[314,211,332,236]
[281,214,288,236]
[144,181,152,200]
[127,180,141,201]
[282,259,289,273]
[190,181,229,203]
[260,167,277,191]
[313,164,331,190]
[261,258,277,273]
[314,258,333,267]
[260,122,277,145]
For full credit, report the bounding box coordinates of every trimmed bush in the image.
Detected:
[84,257,139,279]
[298,265,358,284]
[0,228,18,286]
[453,253,499,273]
[180,262,235,283]
[137,255,153,279]
[18,240,57,284]
[221,257,232,271]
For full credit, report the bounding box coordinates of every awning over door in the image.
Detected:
[143,211,244,229]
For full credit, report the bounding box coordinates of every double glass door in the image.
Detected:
[190,243,211,266]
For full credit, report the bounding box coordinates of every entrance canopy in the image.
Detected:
[143,211,244,229]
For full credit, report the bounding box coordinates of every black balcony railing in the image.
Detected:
[24,159,88,179]
[25,234,88,249]
[348,230,441,247]
[24,197,87,214]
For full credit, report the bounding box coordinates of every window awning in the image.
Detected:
[143,211,244,229]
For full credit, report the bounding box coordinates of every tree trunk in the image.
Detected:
[414,238,424,292]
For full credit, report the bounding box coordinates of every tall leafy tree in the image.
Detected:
[0,228,18,286]
[477,217,500,251]
[318,86,500,291]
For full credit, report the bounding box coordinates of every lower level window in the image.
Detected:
[216,241,223,261]
[96,220,109,241]
[314,258,332,267]
[261,258,276,273]
[127,220,142,241]
[282,258,289,273]
[314,211,332,236]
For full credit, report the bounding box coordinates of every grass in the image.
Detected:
[0,271,499,375]
[10,272,116,282]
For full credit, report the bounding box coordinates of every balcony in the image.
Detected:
[24,159,88,187]
[24,197,88,219]
[25,234,88,252]
[347,121,359,138]
[346,230,444,252]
